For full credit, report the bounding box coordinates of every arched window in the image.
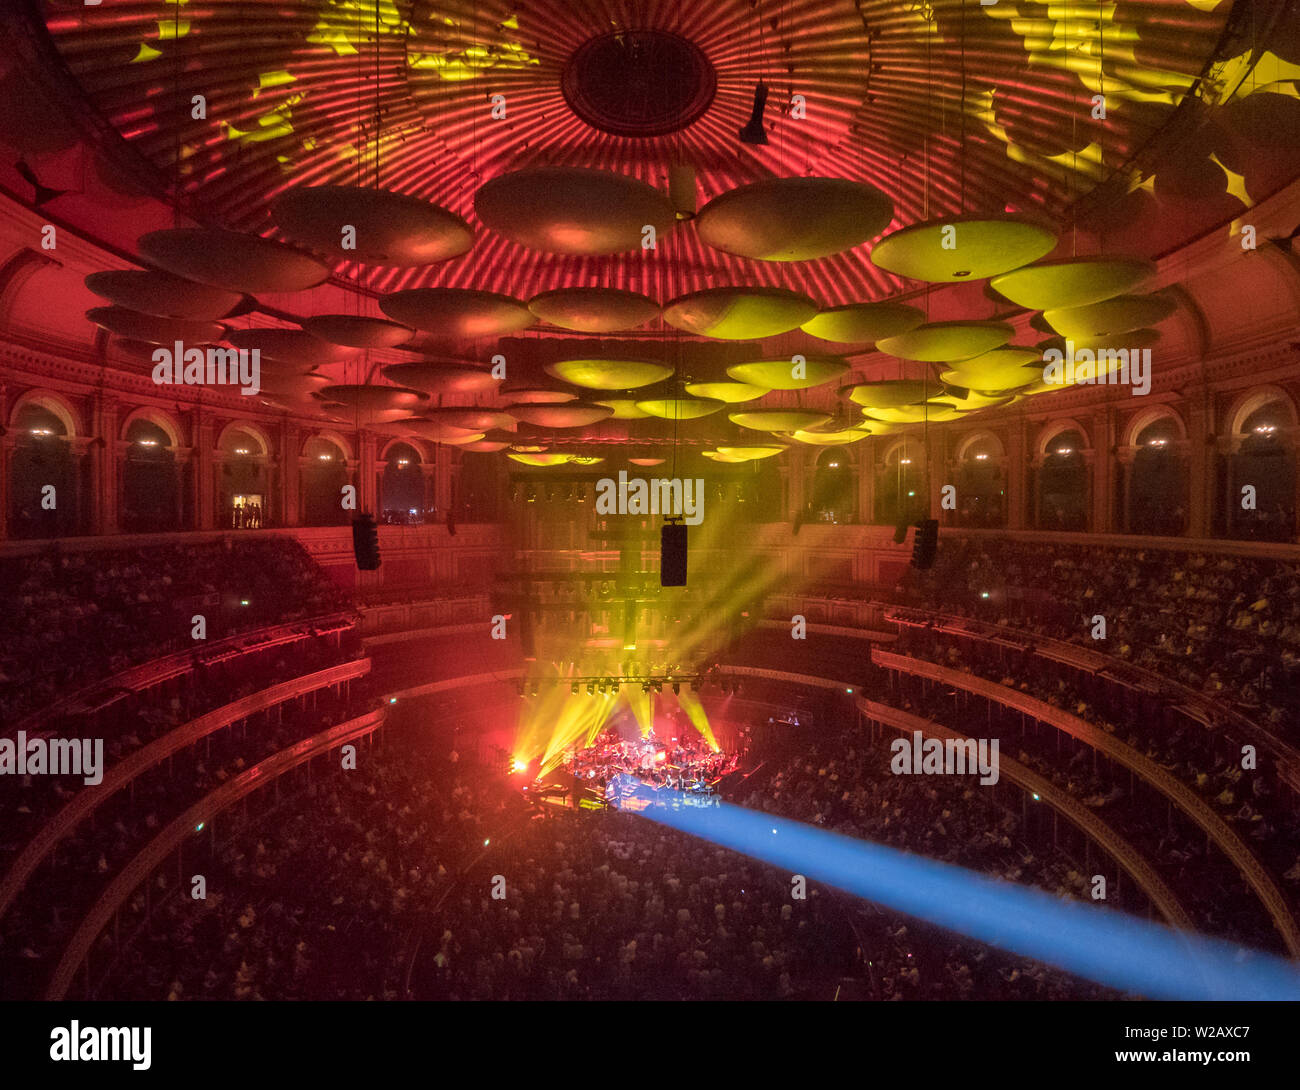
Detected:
[809,448,855,524]
[218,426,269,530]
[874,441,925,526]
[1129,416,1187,535]
[1227,398,1295,541]
[9,403,78,539]
[122,418,179,533]
[955,434,1005,528]
[1036,429,1088,531]
[301,435,349,527]
[382,442,426,524]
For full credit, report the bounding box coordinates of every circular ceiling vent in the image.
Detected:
[562,31,716,137]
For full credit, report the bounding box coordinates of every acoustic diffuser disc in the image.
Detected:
[508,452,575,466]
[727,356,848,390]
[380,362,499,396]
[682,381,769,403]
[318,385,428,412]
[663,287,818,339]
[695,177,893,260]
[420,407,516,431]
[545,359,674,390]
[227,328,354,367]
[876,321,1014,362]
[528,287,660,332]
[300,315,414,348]
[1035,329,1161,355]
[138,228,330,293]
[1044,294,1177,339]
[507,402,615,427]
[271,186,472,265]
[939,348,1044,390]
[379,289,536,336]
[499,387,579,404]
[870,216,1057,282]
[843,380,930,408]
[800,302,925,343]
[715,445,787,460]
[85,270,243,321]
[786,429,869,445]
[474,167,676,254]
[635,397,726,420]
[729,410,832,432]
[385,417,485,442]
[86,306,224,345]
[990,257,1156,310]
[595,399,652,419]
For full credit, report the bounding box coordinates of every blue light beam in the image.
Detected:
[610,779,1300,1000]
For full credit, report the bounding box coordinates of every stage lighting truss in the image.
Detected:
[517,672,710,696]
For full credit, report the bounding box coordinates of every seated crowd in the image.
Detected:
[899,537,1300,741]
[0,537,353,724]
[96,719,1115,1001]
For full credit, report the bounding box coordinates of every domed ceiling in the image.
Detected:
[4,0,1298,451]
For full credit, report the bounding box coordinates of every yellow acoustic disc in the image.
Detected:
[870,215,1057,282]
[876,320,1014,362]
[990,257,1155,310]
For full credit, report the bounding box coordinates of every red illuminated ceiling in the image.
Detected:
[26,0,1271,307]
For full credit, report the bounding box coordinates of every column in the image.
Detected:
[1091,409,1113,533]
[1186,399,1213,539]
[281,425,300,527]
[1114,446,1136,534]
[193,412,215,530]
[1006,418,1027,530]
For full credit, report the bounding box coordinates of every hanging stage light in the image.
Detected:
[739,81,770,146]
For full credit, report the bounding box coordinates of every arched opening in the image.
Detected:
[1226,398,1295,541]
[809,448,856,524]
[122,418,179,533]
[218,426,269,529]
[1129,417,1187,535]
[381,442,427,524]
[8,402,80,538]
[1036,429,1088,531]
[301,435,349,527]
[874,441,925,526]
[955,434,1005,528]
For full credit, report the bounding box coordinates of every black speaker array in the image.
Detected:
[351,514,381,571]
[911,518,938,569]
[660,521,687,586]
